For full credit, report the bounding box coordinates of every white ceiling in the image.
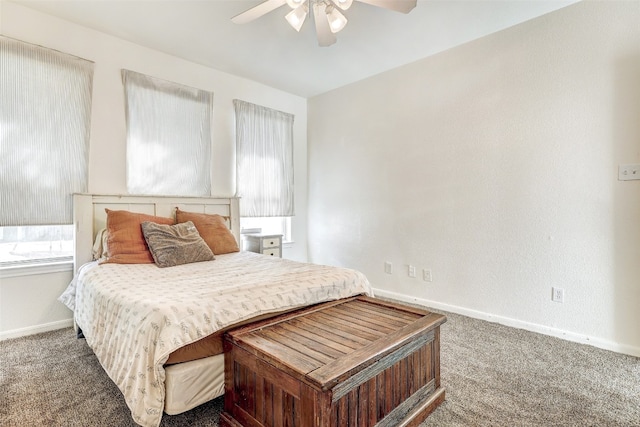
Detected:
[12,0,578,98]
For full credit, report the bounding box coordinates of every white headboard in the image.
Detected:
[73,194,240,272]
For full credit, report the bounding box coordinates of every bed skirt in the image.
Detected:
[164,353,225,415]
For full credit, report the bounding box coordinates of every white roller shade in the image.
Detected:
[0,37,93,226]
[123,70,212,196]
[234,99,294,217]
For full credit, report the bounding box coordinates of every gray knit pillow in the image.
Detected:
[141,221,214,268]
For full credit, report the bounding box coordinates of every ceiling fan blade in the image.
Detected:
[355,0,417,14]
[313,2,337,47]
[232,0,287,24]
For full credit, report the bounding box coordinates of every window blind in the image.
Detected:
[0,37,93,226]
[234,99,294,217]
[123,70,212,196]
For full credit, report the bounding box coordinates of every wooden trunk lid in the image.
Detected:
[225,296,446,390]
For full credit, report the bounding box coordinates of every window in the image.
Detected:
[0,225,73,265]
[123,70,213,196]
[234,99,295,218]
[0,37,93,267]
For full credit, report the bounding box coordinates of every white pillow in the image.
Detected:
[91,228,109,261]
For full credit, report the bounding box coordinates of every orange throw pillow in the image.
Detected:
[175,208,239,255]
[103,209,174,264]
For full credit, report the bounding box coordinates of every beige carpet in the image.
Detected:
[1,309,638,426]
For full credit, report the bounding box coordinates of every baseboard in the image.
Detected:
[0,318,73,341]
[373,288,640,358]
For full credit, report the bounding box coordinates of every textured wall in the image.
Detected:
[308,1,640,355]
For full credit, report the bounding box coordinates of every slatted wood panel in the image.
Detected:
[239,301,421,375]
[330,345,436,426]
[221,296,446,427]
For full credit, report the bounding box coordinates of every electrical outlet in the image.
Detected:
[384,261,393,274]
[423,269,432,282]
[408,265,416,278]
[552,287,564,303]
[618,164,640,181]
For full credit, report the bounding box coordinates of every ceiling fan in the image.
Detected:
[232,0,418,47]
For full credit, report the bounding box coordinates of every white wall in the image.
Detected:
[0,2,308,338]
[308,1,640,356]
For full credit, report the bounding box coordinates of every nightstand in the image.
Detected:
[242,233,282,258]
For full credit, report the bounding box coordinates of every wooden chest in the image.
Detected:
[221,296,446,427]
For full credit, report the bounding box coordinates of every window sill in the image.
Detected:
[0,260,74,279]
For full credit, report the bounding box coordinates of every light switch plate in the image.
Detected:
[408,265,416,278]
[384,261,393,274]
[619,164,640,181]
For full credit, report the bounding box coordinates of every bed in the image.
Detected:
[60,194,373,427]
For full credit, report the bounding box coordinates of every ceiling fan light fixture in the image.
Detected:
[232,0,418,46]
[286,0,306,9]
[333,0,353,11]
[325,5,348,33]
[285,4,308,32]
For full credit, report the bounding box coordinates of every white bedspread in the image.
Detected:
[63,251,372,427]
